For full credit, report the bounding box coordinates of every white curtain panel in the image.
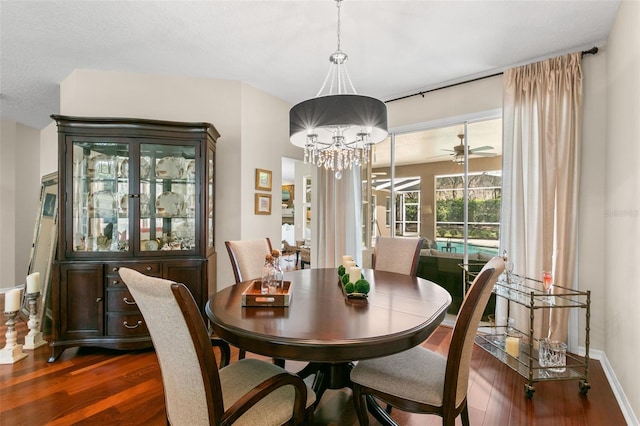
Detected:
[500,52,583,343]
[315,166,363,268]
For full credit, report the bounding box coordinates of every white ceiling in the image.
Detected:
[0,1,619,131]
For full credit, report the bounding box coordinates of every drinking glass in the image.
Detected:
[542,270,553,304]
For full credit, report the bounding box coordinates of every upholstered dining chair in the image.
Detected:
[350,255,505,426]
[225,238,273,284]
[224,238,274,360]
[118,268,315,426]
[372,236,424,276]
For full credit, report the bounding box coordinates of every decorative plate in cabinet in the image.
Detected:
[88,190,117,216]
[156,191,185,216]
[156,157,184,179]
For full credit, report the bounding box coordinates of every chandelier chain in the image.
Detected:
[336,0,342,52]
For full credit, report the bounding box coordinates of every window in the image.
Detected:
[395,190,420,236]
[363,117,502,253]
[435,171,501,254]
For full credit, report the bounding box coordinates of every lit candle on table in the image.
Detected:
[344,260,356,268]
[26,272,41,294]
[4,288,22,312]
[342,255,353,265]
[349,267,361,283]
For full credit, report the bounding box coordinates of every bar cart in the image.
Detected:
[462,266,591,398]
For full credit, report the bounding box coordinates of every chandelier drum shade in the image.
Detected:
[289,0,388,179]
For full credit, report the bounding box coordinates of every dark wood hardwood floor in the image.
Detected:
[0,311,625,425]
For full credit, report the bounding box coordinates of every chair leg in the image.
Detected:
[460,402,470,426]
[351,384,369,426]
[238,348,246,360]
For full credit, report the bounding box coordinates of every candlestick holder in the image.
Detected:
[0,310,28,364]
[23,291,48,350]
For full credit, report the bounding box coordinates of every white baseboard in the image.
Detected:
[0,284,25,294]
[580,347,639,426]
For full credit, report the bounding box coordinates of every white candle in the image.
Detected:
[505,335,520,358]
[4,288,22,312]
[344,260,356,268]
[349,267,361,283]
[26,272,41,293]
[342,255,353,265]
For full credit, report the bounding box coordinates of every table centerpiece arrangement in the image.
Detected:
[338,255,370,299]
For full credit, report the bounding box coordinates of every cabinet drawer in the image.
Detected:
[107,262,162,276]
[107,313,148,337]
[107,289,139,312]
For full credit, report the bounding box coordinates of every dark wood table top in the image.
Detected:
[206,268,451,363]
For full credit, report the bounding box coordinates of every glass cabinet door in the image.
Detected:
[207,146,215,251]
[139,143,197,253]
[71,141,130,253]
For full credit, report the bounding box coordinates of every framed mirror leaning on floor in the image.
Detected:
[20,172,58,332]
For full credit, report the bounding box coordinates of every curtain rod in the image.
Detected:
[385,47,599,104]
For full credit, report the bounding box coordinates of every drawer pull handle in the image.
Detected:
[146,266,152,271]
[123,320,142,329]
[96,297,102,303]
[113,267,119,272]
[123,297,137,305]
[112,280,120,285]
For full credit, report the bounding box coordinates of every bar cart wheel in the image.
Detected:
[525,383,535,399]
[579,380,591,395]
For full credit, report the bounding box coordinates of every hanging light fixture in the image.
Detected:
[289,0,388,179]
[453,134,466,164]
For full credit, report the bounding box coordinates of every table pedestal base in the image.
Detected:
[296,361,398,425]
[297,362,353,404]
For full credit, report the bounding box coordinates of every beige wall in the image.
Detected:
[605,0,640,419]
[238,84,301,246]
[387,75,503,130]
[55,69,294,289]
[578,51,607,367]
[0,120,41,288]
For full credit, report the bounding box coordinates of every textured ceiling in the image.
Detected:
[0,0,620,130]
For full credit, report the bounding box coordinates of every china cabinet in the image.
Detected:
[48,115,219,362]
[464,268,591,398]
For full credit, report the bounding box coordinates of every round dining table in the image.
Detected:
[206,267,451,422]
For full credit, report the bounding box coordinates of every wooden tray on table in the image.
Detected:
[241,280,292,307]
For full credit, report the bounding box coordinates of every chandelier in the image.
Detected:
[289,0,388,179]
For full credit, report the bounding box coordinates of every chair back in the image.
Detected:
[443,256,505,412]
[118,268,223,425]
[225,238,273,283]
[372,236,424,276]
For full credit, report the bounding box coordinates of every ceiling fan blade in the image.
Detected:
[471,152,497,157]
[428,153,453,159]
[469,145,493,152]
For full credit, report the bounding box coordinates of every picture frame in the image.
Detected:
[255,193,272,215]
[255,168,272,191]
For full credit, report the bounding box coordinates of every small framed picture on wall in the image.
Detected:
[255,193,272,215]
[255,168,272,191]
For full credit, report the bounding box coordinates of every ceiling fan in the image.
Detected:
[443,134,496,163]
